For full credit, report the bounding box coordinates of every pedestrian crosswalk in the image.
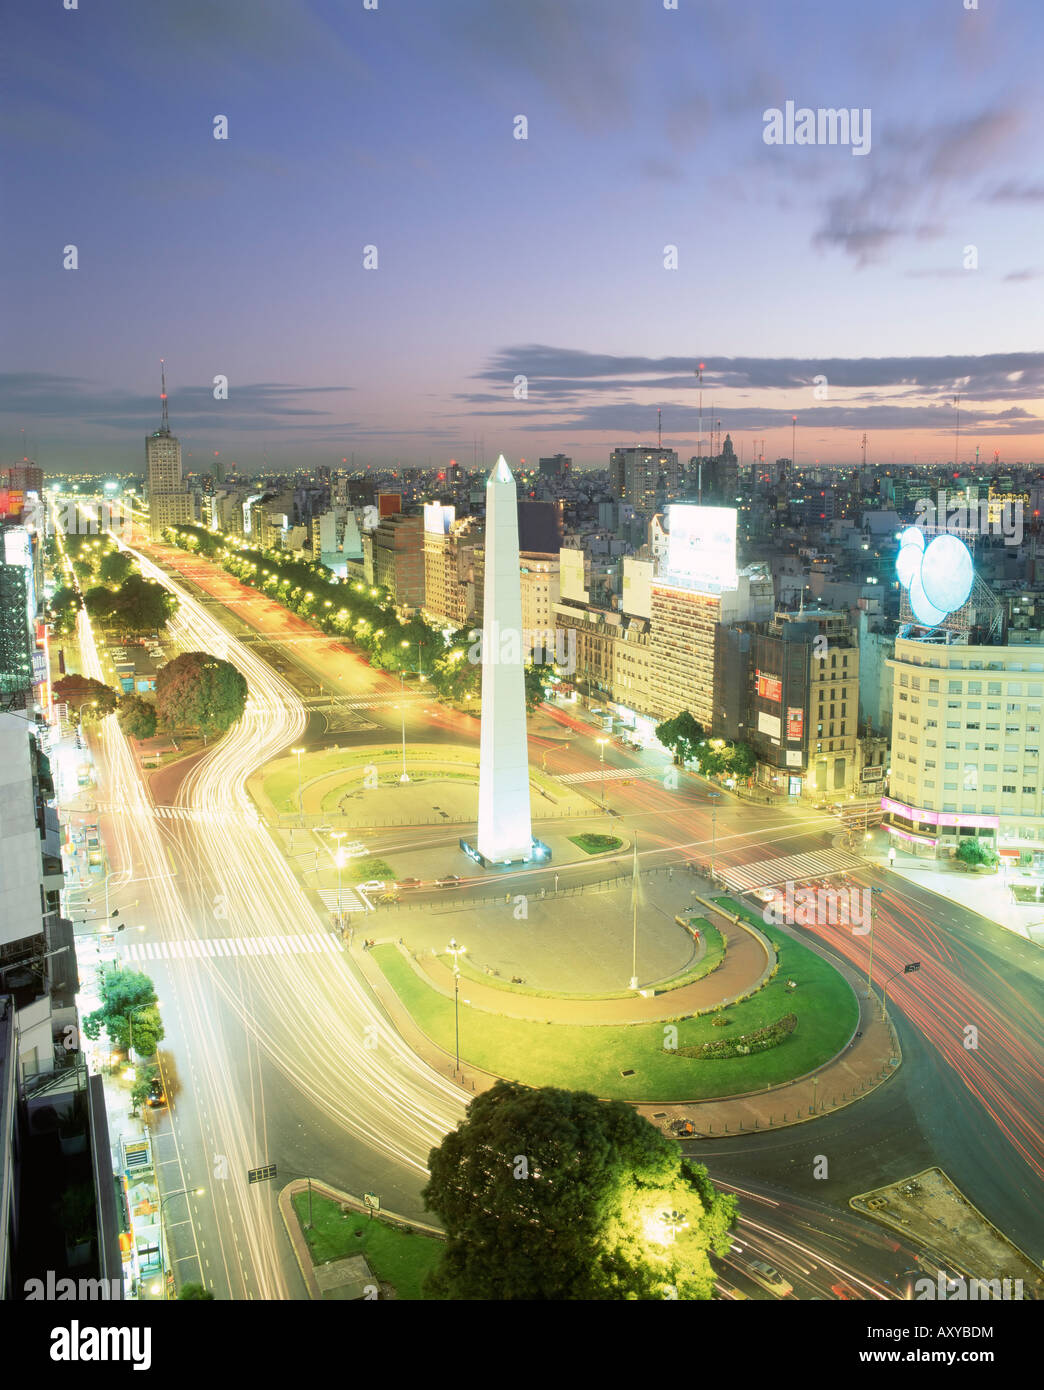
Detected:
[556,768,659,784]
[720,847,864,894]
[317,887,370,913]
[125,932,342,963]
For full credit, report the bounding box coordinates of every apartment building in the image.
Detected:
[885,636,1044,862]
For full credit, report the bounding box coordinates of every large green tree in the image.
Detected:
[956,836,999,867]
[524,661,555,712]
[52,674,118,720]
[655,711,705,764]
[82,967,164,1058]
[118,693,158,739]
[422,1081,736,1300]
[99,549,134,585]
[156,651,248,738]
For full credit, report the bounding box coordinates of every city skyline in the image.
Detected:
[3,0,1044,473]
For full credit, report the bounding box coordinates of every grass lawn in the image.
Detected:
[292,1192,443,1300]
[569,833,624,855]
[372,919,858,1101]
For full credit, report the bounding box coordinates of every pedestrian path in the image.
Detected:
[124,932,342,962]
[721,847,863,893]
[316,886,370,913]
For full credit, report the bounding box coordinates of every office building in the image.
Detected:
[146,367,193,539]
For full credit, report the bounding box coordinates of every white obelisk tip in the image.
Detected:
[492,454,513,483]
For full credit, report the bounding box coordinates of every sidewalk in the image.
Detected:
[863,829,1044,944]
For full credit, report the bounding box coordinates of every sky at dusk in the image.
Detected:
[2,0,1043,475]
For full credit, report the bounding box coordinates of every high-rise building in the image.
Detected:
[423,506,481,630]
[146,365,193,539]
[885,634,1044,862]
[609,447,679,510]
[0,562,32,709]
[371,512,424,609]
[538,454,571,480]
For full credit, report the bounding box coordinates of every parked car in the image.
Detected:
[357,880,386,893]
[436,875,462,888]
[746,1260,793,1297]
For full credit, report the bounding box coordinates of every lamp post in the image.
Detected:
[446,937,466,1072]
[596,737,607,808]
[707,791,721,882]
[291,746,305,823]
[330,831,346,924]
[398,672,410,784]
[882,960,921,1024]
[157,1186,206,1300]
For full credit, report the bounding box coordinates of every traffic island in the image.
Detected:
[279,1180,445,1300]
[851,1168,1042,1299]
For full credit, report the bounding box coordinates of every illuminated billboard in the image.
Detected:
[424,502,455,535]
[896,527,974,627]
[667,504,737,590]
[786,707,804,741]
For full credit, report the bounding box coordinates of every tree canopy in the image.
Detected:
[422,1081,736,1300]
[118,693,158,740]
[52,674,118,720]
[99,549,134,585]
[655,712,705,764]
[81,967,164,1058]
[155,651,248,738]
[956,836,999,867]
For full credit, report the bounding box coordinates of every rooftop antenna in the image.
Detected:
[861,432,868,468]
[657,407,662,450]
[953,393,961,469]
[160,358,170,434]
[792,414,797,472]
[695,363,704,462]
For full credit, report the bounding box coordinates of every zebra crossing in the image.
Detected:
[556,767,659,784]
[721,847,864,894]
[125,932,342,963]
[316,887,370,914]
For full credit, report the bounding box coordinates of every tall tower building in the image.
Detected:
[476,457,534,864]
[147,362,194,539]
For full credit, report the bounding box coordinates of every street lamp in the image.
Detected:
[882,960,921,1024]
[707,791,721,882]
[446,937,466,1072]
[330,831,347,923]
[157,1187,206,1300]
[596,737,607,808]
[291,746,306,823]
[398,673,410,784]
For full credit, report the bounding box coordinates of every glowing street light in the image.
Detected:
[446,937,466,1072]
[291,746,306,823]
[596,737,608,808]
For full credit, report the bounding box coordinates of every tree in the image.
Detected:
[48,584,81,633]
[730,741,756,778]
[118,693,157,739]
[956,837,999,867]
[156,651,248,738]
[422,1081,736,1300]
[81,967,164,1057]
[130,1064,158,1116]
[655,711,705,764]
[52,675,118,720]
[524,661,554,712]
[83,585,118,625]
[178,1282,215,1300]
[108,573,176,634]
[99,549,134,585]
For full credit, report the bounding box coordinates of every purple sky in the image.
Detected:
[2,0,1043,474]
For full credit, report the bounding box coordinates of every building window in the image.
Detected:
[1003,784,1016,793]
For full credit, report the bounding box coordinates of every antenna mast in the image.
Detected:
[160,359,170,434]
[658,408,662,450]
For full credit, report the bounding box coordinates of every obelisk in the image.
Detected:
[476,456,533,863]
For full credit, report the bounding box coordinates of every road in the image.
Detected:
[72,533,1044,1295]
